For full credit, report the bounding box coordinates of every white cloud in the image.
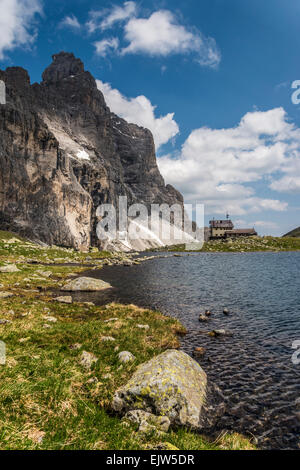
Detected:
[269,156,300,193]
[121,10,220,67]
[270,175,300,193]
[96,79,179,149]
[94,38,119,57]
[0,0,42,59]
[89,4,220,68]
[100,1,137,31]
[87,1,137,33]
[253,221,279,229]
[158,107,300,215]
[60,15,81,30]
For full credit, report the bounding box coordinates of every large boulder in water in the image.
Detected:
[112,349,207,429]
[62,277,112,292]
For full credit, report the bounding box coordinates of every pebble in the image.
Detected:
[55,296,72,304]
[118,351,135,363]
[80,351,98,369]
[43,315,57,323]
[137,324,150,330]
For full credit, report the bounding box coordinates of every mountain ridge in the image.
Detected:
[0,52,184,251]
[283,227,300,238]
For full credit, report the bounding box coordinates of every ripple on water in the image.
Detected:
[73,252,300,449]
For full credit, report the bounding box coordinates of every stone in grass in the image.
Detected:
[36,270,52,278]
[43,315,57,323]
[101,336,116,342]
[124,410,170,433]
[0,319,11,325]
[137,324,150,330]
[61,277,112,292]
[86,377,99,385]
[55,296,72,304]
[0,264,20,273]
[0,292,14,299]
[112,349,207,430]
[149,442,179,451]
[80,351,98,370]
[118,351,135,363]
[70,343,82,350]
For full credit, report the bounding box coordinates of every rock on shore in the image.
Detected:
[112,349,207,430]
[62,277,112,292]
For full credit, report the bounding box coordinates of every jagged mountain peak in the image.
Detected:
[42,51,85,84]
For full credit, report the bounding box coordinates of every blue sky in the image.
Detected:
[1,0,300,235]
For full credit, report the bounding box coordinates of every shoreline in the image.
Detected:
[0,230,256,450]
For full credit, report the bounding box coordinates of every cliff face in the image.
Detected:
[0,52,183,250]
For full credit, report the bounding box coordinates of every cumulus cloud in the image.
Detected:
[90,3,220,68]
[96,79,179,149]
[0,0,42,59]
[60,15,81,30]
[94,38,119,57]
[121,10,220,67]
[87,1,137,33]
[269,156,300,193]
[158,107,300,215]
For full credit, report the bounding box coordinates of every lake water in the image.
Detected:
[75,252,300,449]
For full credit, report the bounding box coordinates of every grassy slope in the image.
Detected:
[283,227,300,238]
[151,236,300,253]
[0,231,255,450]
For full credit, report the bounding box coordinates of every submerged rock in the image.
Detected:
[199,315,209,323]
[209,329,233,337]
[62,277,112,292]
[112,349,207,429]
[193,347,206,358]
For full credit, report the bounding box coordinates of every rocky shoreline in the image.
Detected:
[0,230,256,450]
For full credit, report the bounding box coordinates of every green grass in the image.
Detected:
[149,236,300,253]
[0,231,256,450]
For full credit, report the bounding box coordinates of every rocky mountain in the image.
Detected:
[0,52,186,251]
[283,227,300,238]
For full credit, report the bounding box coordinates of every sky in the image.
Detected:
[0,0,300,235]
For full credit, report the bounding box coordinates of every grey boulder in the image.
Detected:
[62,277,112,292]
[112,349,207,429]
